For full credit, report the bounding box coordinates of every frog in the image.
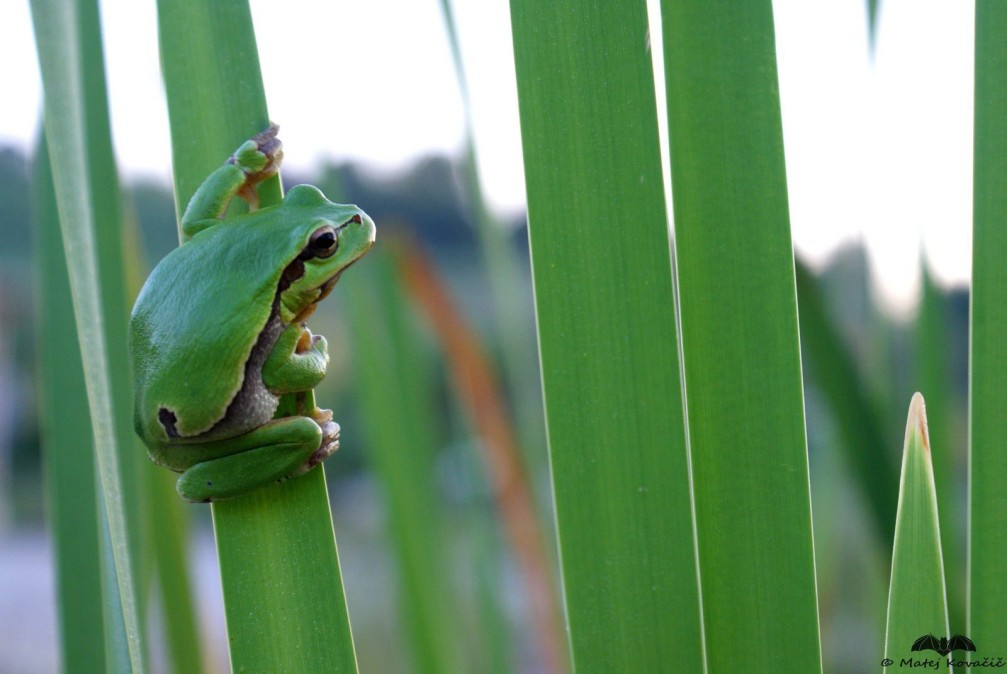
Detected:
[129,124,375,502]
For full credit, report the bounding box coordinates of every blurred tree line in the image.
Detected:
[0,142,975,672]
[0,141,970,540]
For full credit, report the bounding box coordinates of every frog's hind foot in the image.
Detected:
[319,419,340,458]
[297,420,340,476]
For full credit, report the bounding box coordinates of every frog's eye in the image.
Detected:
[302,225,338,260]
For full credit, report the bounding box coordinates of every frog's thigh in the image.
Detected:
[262,328,328,394]
[176,416,322,502]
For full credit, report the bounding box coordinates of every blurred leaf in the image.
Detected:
[867,0,880,51]
[509,0,702,670]
[345,249,463,674]
[882,394,949,665]
[916,263,965,634]
[662,1,822,670]
[437,0,547,475]
[30,0,146,668]
[32,131,108,674]
[796,258,897,544]
[396,244,565,673]
[149,468,205,674]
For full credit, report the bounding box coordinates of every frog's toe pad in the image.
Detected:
[312,407,334,425]
[314,420,341,463]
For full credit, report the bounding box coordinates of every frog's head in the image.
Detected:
[278,185,376,324]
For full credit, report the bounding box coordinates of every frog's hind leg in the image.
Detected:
[176,415,326,502]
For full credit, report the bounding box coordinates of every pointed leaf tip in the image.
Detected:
[907,392,931,457]
[884,391,949,664]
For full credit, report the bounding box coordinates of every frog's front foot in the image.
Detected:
[230,122,284,208]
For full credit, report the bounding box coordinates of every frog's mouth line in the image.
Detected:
[314,269,344,303]
[335,213,362,233]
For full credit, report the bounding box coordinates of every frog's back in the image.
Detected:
[130,219,293,446]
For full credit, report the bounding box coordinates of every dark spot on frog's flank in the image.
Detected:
[158,408,179,438]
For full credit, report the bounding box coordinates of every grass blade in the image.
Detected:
[509,1,703,670]
[883,393,949,667]
[969,0,1007,656]
[148,469,205,674]
[30,0,146,669]
[662,2,822,669]
[32,131,108,674]
[157,1,356,671]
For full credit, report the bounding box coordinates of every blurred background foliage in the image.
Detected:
[0,138,969,672]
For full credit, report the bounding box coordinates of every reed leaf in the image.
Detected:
[157,1,356,671]
[662,2,822,670]
[969,0,1007,657]
[882,394,949,667]
[509,0,702,670]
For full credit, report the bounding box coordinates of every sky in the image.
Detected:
[3,0,975,314]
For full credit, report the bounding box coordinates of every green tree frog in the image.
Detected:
[129,125,375,502]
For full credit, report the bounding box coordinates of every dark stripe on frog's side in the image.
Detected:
[158,258,306,440]
[159,409,179,438]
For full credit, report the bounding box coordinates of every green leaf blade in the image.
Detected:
[212,470,356,673]
[509,1,702,671]
[156,0,274,213]
[883,393,949,666]
[969,0,1007,658]
[662,2,822,670]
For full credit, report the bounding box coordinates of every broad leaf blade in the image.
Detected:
[509,0,703,670]
[969,0,1007,658]
[662,1,822,670]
